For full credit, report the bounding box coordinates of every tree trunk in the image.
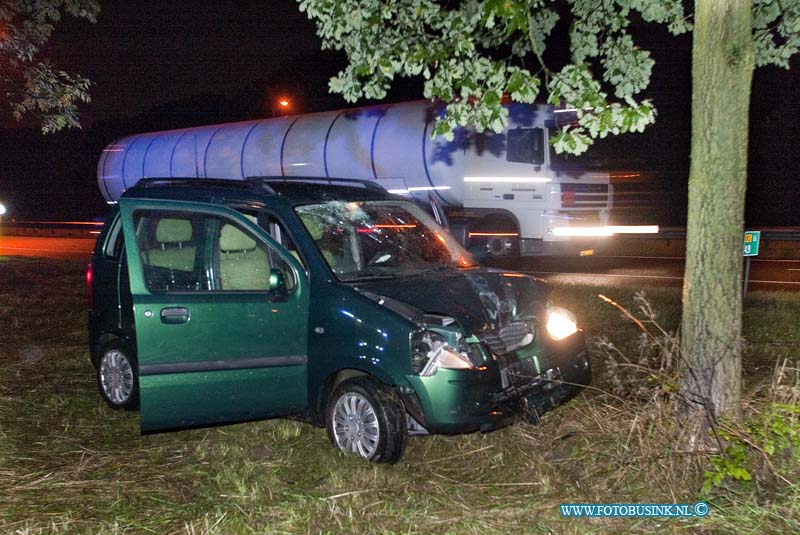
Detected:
[680,0,754,428]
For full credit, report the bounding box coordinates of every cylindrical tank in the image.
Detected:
[98,100,475,205]
[97,101,621,255]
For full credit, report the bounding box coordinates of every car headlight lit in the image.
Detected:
[411,330,474,376]
[546,306,578,340]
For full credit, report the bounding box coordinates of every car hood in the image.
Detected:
[349,268,549,335]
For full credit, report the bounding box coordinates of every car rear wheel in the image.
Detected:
[326,377,406,463]
[97,343,139,410]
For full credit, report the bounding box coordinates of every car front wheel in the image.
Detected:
[97,343,139,410]
[326,377,406,463]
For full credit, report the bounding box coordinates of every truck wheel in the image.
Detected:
[467,214,520,259]
[326,377,406,463]
[97,342,139,410]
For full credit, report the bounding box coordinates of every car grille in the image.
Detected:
[497,355,538,389]
[481,321,534,355]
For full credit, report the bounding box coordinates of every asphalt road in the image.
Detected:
[2,235,799,290]
[0,235,97,259]
[498,255,800,291]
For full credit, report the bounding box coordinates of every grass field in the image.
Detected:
[1,257,798,534]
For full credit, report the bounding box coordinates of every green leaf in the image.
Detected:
[1,1,99,132]
[729,466,752,481]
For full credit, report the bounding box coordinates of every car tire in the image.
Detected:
[326,377,406,463]
[96,341,139,410]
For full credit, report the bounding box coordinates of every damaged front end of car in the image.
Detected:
[356,270,591,435]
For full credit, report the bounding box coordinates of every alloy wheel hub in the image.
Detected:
[332,392,380,458]
[100,350,133,404]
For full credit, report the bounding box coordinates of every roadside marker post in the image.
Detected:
[742,230,760,295]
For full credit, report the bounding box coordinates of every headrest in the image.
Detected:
[220,224,256,252]
[156,218,192,243]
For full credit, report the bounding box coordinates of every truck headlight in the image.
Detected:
[411,331,474,376]
[546,306,578,340]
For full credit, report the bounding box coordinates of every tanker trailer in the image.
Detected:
[98,100,614,257]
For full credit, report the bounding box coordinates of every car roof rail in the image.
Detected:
[132,177,276,194]
[246,176,387,192]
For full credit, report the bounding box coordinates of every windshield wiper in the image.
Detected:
[420,263,477,275]
[339,267,401,282]
[341,275,399,282]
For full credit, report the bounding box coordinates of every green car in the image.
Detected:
[88,177,590,463]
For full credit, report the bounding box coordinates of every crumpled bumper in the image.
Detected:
[402,332,590,434]
[493,333,591,422]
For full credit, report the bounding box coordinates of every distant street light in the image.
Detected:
[272,97,292,117]
[0,202,6,216]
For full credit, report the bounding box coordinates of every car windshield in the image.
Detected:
[295,200,478,281]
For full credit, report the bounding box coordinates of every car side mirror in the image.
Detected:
[269,269,288,301]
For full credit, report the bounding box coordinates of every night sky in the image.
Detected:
[0,1,798,225]
[43,1,336,123]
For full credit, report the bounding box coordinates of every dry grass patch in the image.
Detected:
[1,258,799,533]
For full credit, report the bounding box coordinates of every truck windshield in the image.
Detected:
[295,200,477,281]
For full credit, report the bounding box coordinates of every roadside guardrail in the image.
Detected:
[640,227,800,242]
[1,222,798,260]
[4,222,798,241]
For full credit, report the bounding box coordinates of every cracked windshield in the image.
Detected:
[296,200,476,281]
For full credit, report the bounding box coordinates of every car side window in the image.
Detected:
[103,215,125,260]
[232,208,307,271]
[264,215,306,271]
[212,216,271,291]
[134,211,204,292]
[133,210,297,294]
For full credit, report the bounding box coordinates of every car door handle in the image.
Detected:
[160,307,189,324]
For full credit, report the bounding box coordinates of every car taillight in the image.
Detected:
[85,263,94,309]
[561,190,575,207]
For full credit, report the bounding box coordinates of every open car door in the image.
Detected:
[118,198,309,431]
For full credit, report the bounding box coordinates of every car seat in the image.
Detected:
[299,213,339,269]
[144,218,196,272]
[218,221,270,290]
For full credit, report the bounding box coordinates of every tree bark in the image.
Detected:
[680,0,754,427]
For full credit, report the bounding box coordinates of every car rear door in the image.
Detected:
[118,198,309,432]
